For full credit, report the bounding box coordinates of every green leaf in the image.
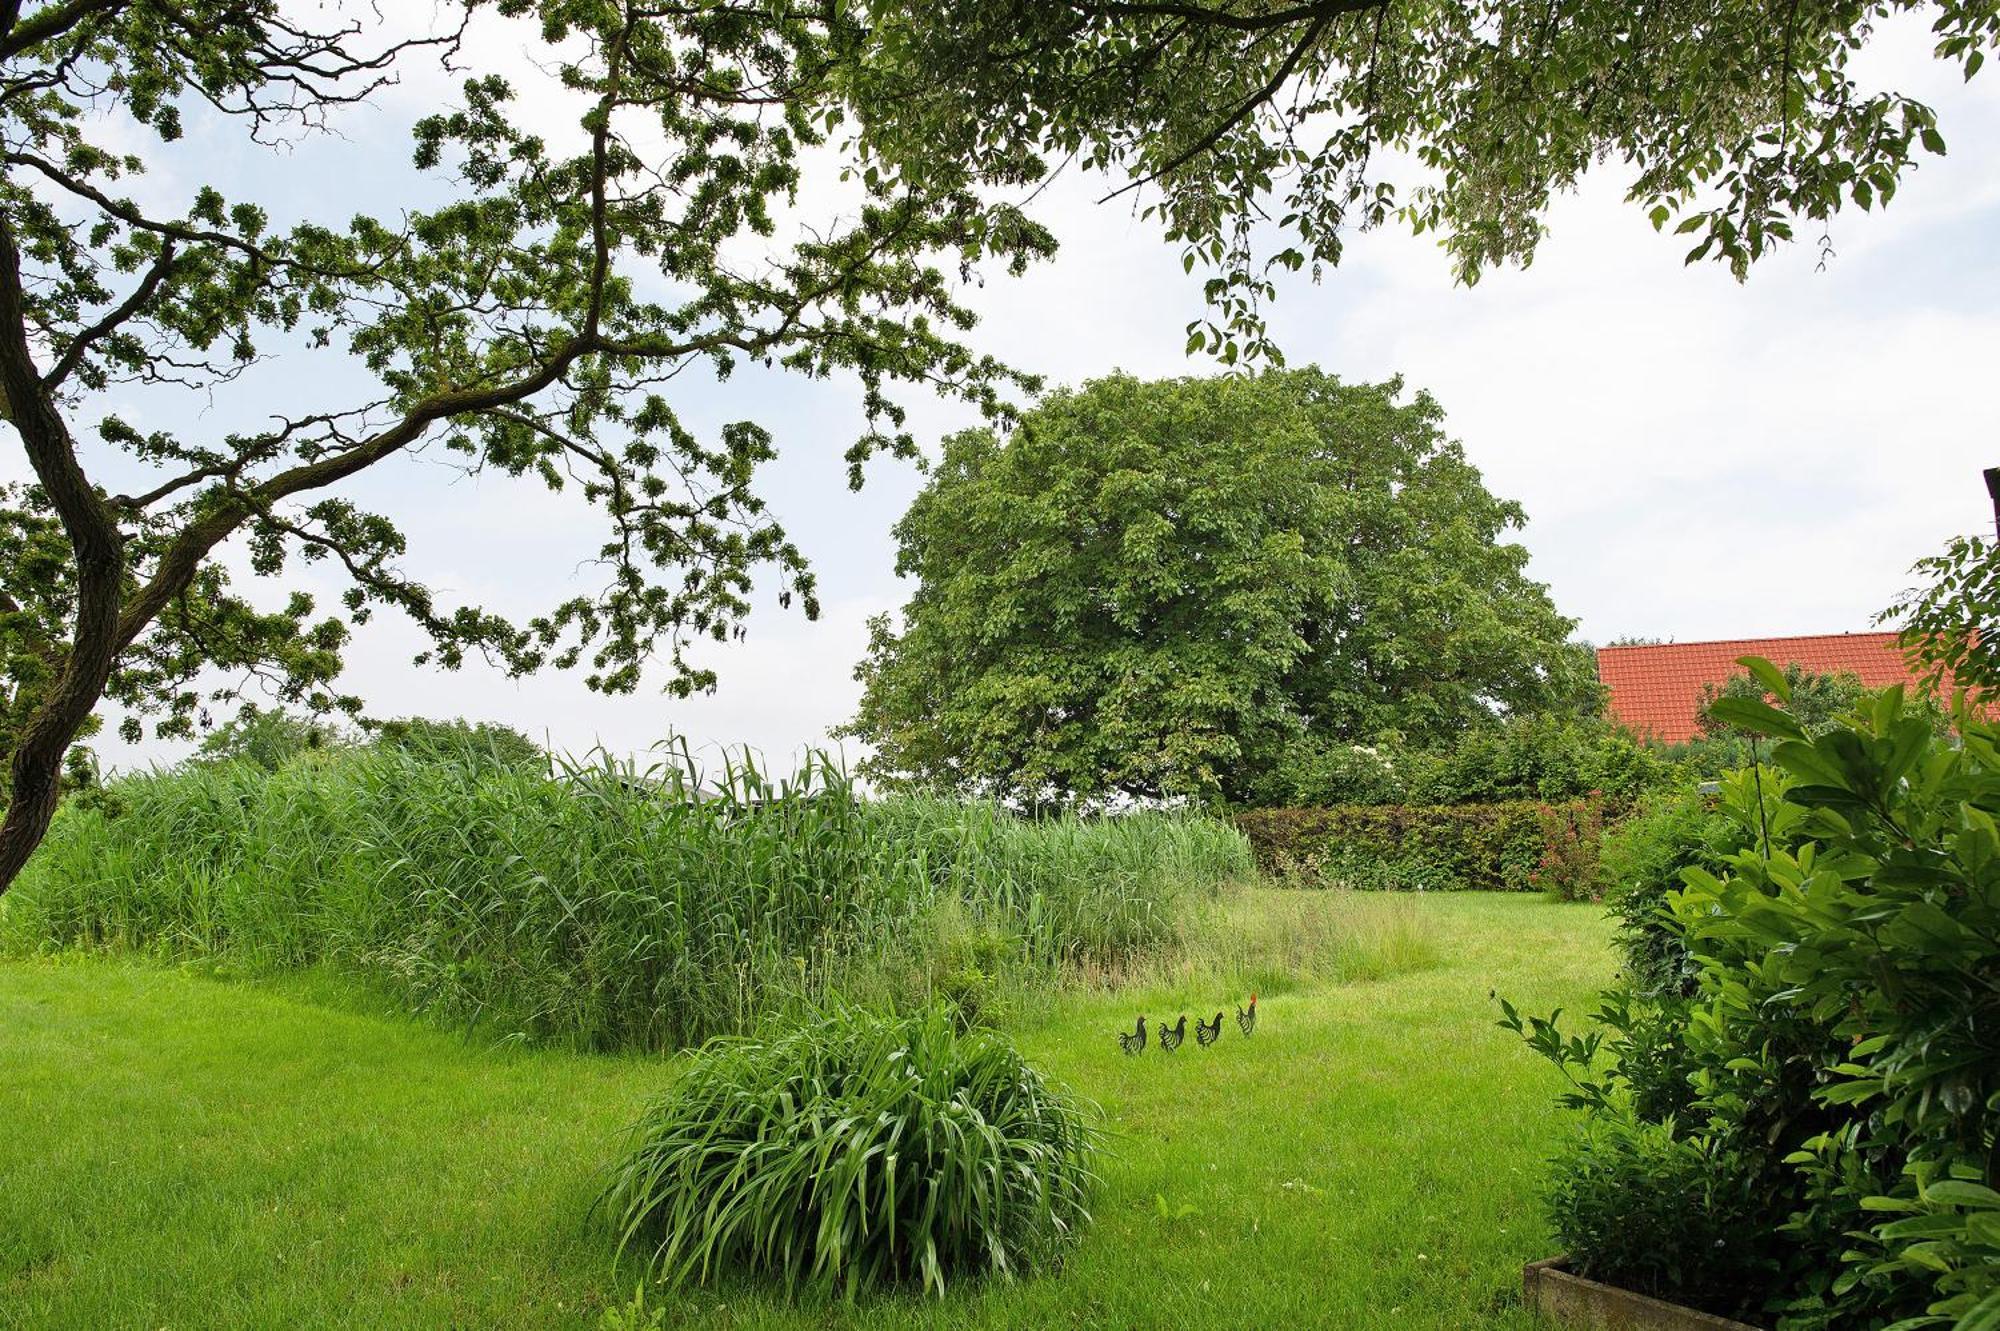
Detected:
[1957,1288,2000,1331]
[1706,696,1808,740]
[1877,1214,1970,1239]
[1818,1077,1886,1105]
[1862,1195,1925,1212]
[1738,655,1793,702]
[1925,1181,2000,1210]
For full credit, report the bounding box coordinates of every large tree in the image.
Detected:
[844,370,1599,804]
[3,0,1993,890]
[0,0,1049,889]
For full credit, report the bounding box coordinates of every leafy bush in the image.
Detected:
[1544,1112,1779,1316]
[1598,786,1743,991]
[596,1004,1098,1297]
[1679,681,1999,1327]
[1594,992,1704,1126]
[13,746,1251,1051]
[1529,796,1606,901]
[1235,799,1560,890]
[1506,668,2000,1329]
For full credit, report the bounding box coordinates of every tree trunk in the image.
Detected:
[0,217,125,895]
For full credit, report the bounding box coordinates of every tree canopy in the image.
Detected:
[193,702,350,773]
[856,0,1999,361]
[844,370,1599,804]
[3,0,1993,887]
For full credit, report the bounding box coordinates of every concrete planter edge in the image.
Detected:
[1523,1256,1765,1331]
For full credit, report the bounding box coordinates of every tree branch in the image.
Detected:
[41,238,176,392]
[1102,12,1334,200]
[0,0,125,61]
[1065,0,1383,34]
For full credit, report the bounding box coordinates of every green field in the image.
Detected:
[0,892,1608,1330]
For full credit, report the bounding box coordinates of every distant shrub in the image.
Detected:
[1696,662,1867,738]
[1256,737,1406,806]
[1260,714,1675,809]
[1655,662,1953,780]
[1234,800,1566,891]
[1401,715,1671,807]
[193,703,353,772]
[1529,796,1607,901]
[596,1004,1098,1297]
[369,716,545,770]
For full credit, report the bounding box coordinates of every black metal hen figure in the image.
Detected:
[1236,992,1258,1036]
[1117,1014,1148,1056]
[1195,1011,1223,1047]
[1158,1015,1187,1053]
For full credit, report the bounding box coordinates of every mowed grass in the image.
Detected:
[0,893,1610,1330]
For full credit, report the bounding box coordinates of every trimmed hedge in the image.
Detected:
[1235,800,1602,892]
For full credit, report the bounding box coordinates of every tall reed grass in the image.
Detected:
[9,745,1251,1051]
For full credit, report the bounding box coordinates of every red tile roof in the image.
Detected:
[1596,632,1922,743]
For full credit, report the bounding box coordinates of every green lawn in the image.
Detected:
[0,894,1610,1330]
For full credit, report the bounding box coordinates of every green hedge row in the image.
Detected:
[1234,800,1599,892]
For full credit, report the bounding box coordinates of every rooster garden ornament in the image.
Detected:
[1114,996,1256,1054]
[1117,1015,1148,1056]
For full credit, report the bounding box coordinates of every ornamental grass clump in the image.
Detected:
[596,1004,1099,1299]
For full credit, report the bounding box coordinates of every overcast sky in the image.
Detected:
[13,8,1999,775]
